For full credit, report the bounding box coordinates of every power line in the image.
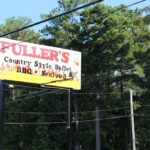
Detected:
[79,106,130,113]
[82,61,150,87]
[4,74,148,104]
[8,113,150,126]
[0,0,146,63]
[106,0,147,13]
[4,121,67,125]
[141,105,150,107]
[73,92,127,95]
[83,60,150,81]
[3,82,69,92]
[0,33,49,51]
[3,78,128,105]
[134,114,150,117]
[3,67,149,104]
[4,90,129,105]
[0,0,104,37]
[5,90,66,104]
[4,85,69,102]
[4,88,68,103]
[81,52,150,85]
[5,111,67,115]
[0,0,146,38]
[6,113,150,125]
[0,0,147,63]
[4,115,130,125]
[5,88,49,101]
[78,115,130,123]
[4,106,130,115]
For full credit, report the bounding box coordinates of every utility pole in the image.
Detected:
[74,99,80,150]
[95,92,101,150]
[67,89,72,150]
[130,89,136,150]
[95,106,101,150]
[0,80,4,150]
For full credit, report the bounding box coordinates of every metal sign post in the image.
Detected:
[0,80,4,150]
[67,89,72,150]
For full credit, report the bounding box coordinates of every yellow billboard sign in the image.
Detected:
[0,38,81,90]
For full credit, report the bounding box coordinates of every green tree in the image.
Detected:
[41,2,150,150]
[31,92,67,150]
[40,0,96,48]
[74,5,150,150]
[133,6,150,149]
[0,17,40,43]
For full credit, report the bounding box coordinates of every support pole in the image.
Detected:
[67,89,72,150]
[95,106,101,150]
[74,99,80,150]
[95,90,101,150]
[130,89,136,150]
[0,80,4,150]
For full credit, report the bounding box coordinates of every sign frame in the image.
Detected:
[0,38,81,90]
